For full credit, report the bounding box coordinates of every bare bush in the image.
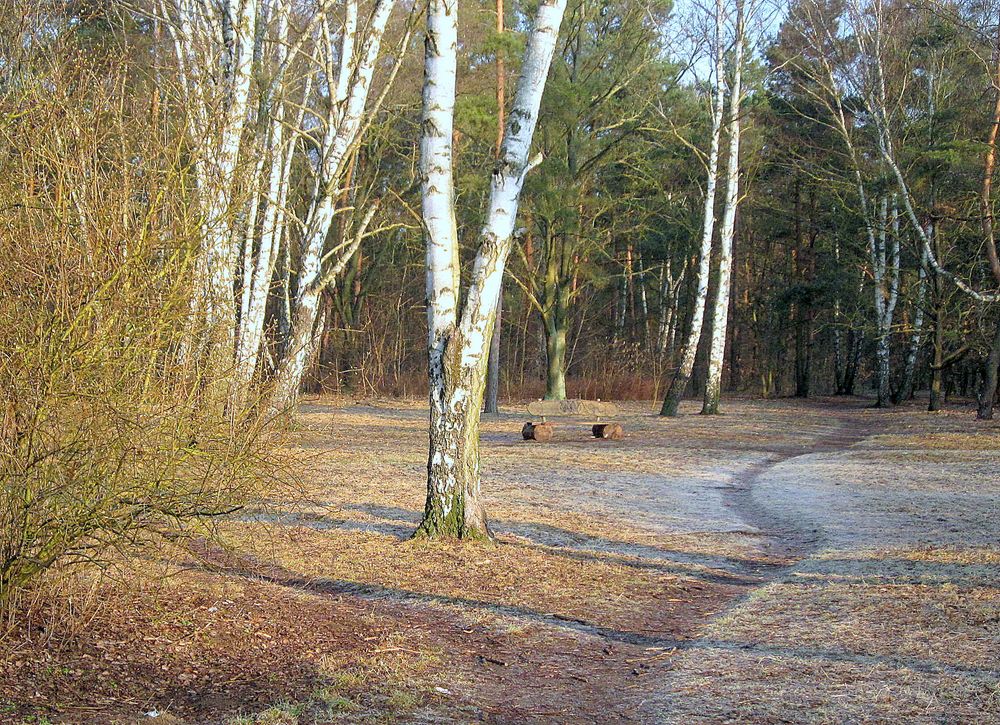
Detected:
[0,13,279,605]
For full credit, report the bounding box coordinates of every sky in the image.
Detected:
[669,0,790,82]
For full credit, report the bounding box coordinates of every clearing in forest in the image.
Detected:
[2,397,998,723]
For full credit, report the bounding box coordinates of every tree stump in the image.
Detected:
[592,422,624,440]
[522,422,554,441]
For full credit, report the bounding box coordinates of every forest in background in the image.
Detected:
[200,0,1000,411]
[5,0,1000,409]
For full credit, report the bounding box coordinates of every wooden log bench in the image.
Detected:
[521,399,624,441]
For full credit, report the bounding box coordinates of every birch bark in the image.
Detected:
[415,0,567,539]
[269,0,398,413]
[870,195,899,407]
[234,3,299,401]
[484,0,507,416]
[659,0,726,417]
[850,1,1000,306]
[702,0,745,415]
[162,0,258,394]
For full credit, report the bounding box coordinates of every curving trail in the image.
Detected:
[278,397,1000,723]
[635,402,1000,723]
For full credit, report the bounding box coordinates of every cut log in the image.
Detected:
[592,423,624,440]
[522,421,554,441]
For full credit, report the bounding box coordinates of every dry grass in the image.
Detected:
[0,565,450,724]
[658,651,998,723]
[3,395,998,723]
[218,522,737,635]
[657,560,1000,723]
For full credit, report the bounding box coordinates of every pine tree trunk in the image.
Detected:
[541,230,570,400]
[544,315,568,401]
[977,317,1000,420]
[843,328,863,396]
[613,242,627,345]
[833,315,845,394]
[795,318,811,397]
[977,28,1000,420]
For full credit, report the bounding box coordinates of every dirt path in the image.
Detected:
[7,397,994,723]
[271,397,997,723]
[637,402,999,723]
[719,411,876,561]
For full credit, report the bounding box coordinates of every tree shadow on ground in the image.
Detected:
[786,557,1000,587]
[253,504,786,583]
[213,559,999,680]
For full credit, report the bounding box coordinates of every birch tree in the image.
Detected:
[868,194,900,407]
[843,0,1000,414]
[660,0,727,417]
[854,6,1000,306]
[159,0,258,390]
[233,1,312,405]
[159,0,404,412]
[484,0,507,417]
[702,0,746,415]
[657,257,688,360]
[415,0,567,539]
[789,0,915,407]
[269,0,401,413]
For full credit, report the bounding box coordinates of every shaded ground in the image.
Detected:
[1,397,997,723]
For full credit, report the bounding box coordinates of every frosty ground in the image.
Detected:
[3,397,998,723]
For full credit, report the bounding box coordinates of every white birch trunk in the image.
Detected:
[659,0,727,417]
[702,0,745,415]
[848,0,1000,305]
[202,0,257,371]
[814,26,895,405]
[871,194,900,407]
[269,0,397,413]
[162,0,258,402]
[416,0,567,539]
[657,260,672,356]
[233,7,314,401]
[657,258,687,360]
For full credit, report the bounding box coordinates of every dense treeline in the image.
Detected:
[304,0,1000,414]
